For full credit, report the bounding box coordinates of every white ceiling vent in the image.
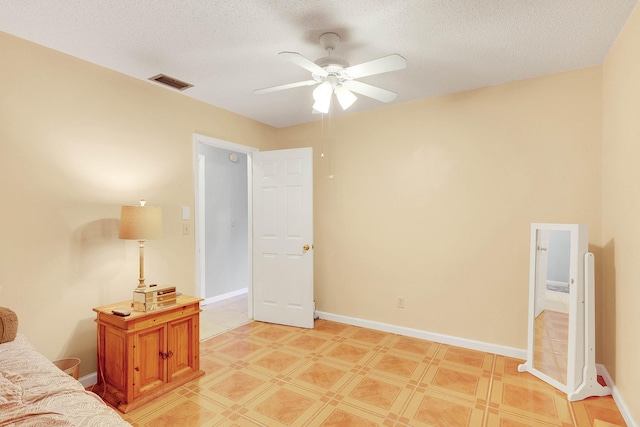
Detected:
[148,74,193,91]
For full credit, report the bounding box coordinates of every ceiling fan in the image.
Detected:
[253,32,406,114]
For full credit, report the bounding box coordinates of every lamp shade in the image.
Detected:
[119,206,162,240]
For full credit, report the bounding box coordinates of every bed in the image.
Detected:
[0,334,130,426]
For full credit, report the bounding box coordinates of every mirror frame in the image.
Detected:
[518,223,611,401]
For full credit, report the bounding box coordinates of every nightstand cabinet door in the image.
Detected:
[167,314,198,381]
[133,324,167,398]
[99,324,128,402]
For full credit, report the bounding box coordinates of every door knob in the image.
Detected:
[303,245,310,251]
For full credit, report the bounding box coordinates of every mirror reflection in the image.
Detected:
[533,229,570,385]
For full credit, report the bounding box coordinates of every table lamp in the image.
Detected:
[118,200,162,289]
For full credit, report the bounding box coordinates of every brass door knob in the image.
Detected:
[303,245,310,251]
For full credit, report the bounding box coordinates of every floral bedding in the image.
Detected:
[0,334,129,426]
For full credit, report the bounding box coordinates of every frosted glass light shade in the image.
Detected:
[312,81,333,113]
[119,206,162,240]
[313,80,333,101]
[335,86,357,110]
[312,98,331,114]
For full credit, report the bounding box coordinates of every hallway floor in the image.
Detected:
[117,319,626,426]
[200,293,250,340]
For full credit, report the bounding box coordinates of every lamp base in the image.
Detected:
[133,286,177,312]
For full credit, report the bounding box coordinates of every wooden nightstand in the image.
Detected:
[92,295,205,413]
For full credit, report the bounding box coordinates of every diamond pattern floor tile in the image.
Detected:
[404,390,485,427]
[109,308,628,427]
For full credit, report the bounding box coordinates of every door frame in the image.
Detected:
[193,133,258,318]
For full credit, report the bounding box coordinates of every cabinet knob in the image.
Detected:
[159,351,174,359]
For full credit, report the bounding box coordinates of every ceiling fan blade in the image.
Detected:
[279,51,328,76]
[342,80,397,103]
[345,54,406,79]
[253,80,318,95]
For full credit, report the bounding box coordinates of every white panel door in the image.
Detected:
[252,147,313,328]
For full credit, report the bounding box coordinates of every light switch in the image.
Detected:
[182,206,191,220]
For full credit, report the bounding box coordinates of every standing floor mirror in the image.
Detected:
[518,223,611,401]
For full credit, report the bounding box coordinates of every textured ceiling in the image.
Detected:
[0,0,636,128]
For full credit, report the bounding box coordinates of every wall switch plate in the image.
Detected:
[182,223,191,235]
[397,297,405,308]
[182,206,191,220]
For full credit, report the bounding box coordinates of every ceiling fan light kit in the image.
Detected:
[254,32,406,115]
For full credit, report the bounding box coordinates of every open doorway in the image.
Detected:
[194,134,257,339]
[194,134,315,332]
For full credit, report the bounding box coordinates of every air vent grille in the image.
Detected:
[148,74,193,91]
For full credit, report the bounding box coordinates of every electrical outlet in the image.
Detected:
[397,297,405,308]
[182,223,191,235]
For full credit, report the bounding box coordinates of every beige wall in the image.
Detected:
[277,67,603,350]
[0,32,276,375]
[603,3,640,422]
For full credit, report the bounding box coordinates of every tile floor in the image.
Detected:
[115,318,626,427]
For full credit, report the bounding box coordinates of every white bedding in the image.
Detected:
[0,334,130,426]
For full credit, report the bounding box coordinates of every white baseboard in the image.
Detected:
[202,288,248,306]
[79,371,97,388]
[597,364,638,427]
[315,311,527,359]
[547,280,569,287]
